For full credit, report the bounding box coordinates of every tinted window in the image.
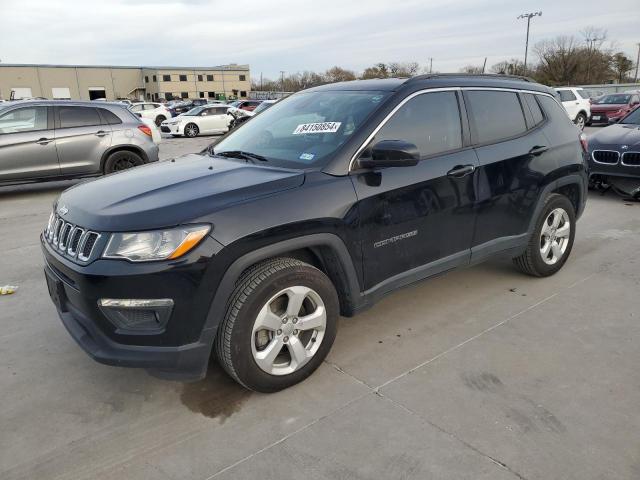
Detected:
[179,75,187,81]
[239,75,246,81]
[162,75,171,81]
[537,96,575,132]
[523,93,544,126]
[181,92,188,99]
[206,74,214,81]
[59,107,101,128]
[558,90,577,102]
[197,75,203,81]
[466,91,526,144]
[375,91,462,157]
[130,104,143,112]
[0,106,48,134]
[98,108,122,125]
[594,94,630,105]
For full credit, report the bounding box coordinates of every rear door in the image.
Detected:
[54,105,112,176]
[465,89,550,260]
[0,105,60,182]
[352,90,478,290]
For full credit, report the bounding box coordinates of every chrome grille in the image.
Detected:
[621,152,640,167]
[592,150,619,165]
[44,213,101,262]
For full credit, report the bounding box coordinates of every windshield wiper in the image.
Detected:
[215,150,268,162]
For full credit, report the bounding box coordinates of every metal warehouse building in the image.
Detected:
[0,63,251,102]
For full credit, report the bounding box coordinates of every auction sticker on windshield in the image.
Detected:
[293,122,341,135]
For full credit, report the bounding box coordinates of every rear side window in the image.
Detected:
[466,91,527,144]
[374,91,462,157]
[98,108,122,125]
[58,107,102,128]
[576,89,590,100]
[558,90,577,102]
[523,93,544,126]
[537,96,574,127]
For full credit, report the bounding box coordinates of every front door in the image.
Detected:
[54,105,112,176]
[351,91,478,290]
[0,105,60,182]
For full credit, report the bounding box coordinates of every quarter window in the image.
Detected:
[0,106,48,134]
[58,106,102,128]
[558,90,577,102]
[523,93,544,127]
[98,109,122,125]
[374,91,462,157]
[466,91,527,144]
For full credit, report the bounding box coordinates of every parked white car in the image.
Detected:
[160,105,231,137]
[555,87,591,130]
[129,102,172,126]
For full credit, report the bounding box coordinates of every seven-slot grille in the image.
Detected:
[44,212,101,262]
[621,152,640,167]
[592,150,619,164]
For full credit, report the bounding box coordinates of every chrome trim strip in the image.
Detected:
[591,149,620,165]
[98,298,174,308]
[67,227,84,257]
[621,151,640,167]
[348,87,557,172]
[78,232,101,262]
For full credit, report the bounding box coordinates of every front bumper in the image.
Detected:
[588,150,640,180]
[41,234,222,381]
[161,123,183,135]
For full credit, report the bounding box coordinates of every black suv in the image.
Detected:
[42,75,588,392]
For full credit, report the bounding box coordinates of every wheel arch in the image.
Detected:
[527,174,587,235]
[100,145,149,173]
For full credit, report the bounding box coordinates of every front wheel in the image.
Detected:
[184,123,199,138]
[215,258,339,392]
[513,194,576,277]
[155,115,166,126]
[103,150,144,174]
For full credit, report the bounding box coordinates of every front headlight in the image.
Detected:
[103,225,210,262]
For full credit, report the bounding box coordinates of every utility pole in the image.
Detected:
[517,11,542,76]
[635,43,640,83]
[585,35,605,83]
[429,57,433,74]
[280,71,285,94]
[482,57,487,73]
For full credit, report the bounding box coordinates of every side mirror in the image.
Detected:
[358,140,420,169]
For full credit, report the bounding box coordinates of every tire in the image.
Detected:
[215,258,339,393]
[155,115,166,126]
[184,123,199,138]
[574,112,587,130]
[103,150,144,174]
[513,194,576,277]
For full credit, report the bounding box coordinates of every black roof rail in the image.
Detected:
[406,73,535,83]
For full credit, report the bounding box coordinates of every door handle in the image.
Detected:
[36,138,53,145]
[95,130,108,137]
[529,145,549,156]
[446,164,476,178]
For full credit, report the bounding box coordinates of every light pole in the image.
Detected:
[280,71,285,94]
[635,43,640,83]
[585,35,605,83]
[517,11,542,76]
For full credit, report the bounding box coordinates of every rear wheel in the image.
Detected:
[574,112,587,130]
[184,123,199,138]
[513,194,576,277]
[103,150,144,174]
[215,258,339,392]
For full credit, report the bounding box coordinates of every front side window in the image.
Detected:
[0,106,48,134]
[466,91,527,145]
[558,90,577,102]
[213,90,389,169]
[58,106,102,128]
[372,91,462,158]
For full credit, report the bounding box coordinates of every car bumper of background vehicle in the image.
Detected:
[41,236,221,381]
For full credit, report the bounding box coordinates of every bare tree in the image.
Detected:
[491,59,526,76]
[459,65,484,74]
[610,52,634,83]
[324,66,357,83]
[534,36,582,85]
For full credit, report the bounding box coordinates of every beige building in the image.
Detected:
[0,64,251,102]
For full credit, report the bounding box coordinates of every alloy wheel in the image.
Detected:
[251,286,327,376]
[539,207,571,265]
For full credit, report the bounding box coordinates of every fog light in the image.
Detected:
[98,298,173,333]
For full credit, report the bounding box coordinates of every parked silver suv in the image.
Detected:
[0,100,159,185]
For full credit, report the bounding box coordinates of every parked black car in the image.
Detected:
[42,75,588,392]
[587,107,640,198]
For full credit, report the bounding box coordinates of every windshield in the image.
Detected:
[594,94,630,105]
[213,91,388,169]
[183,106,205,116]
[253,101,275,114]
[620,108,640,125]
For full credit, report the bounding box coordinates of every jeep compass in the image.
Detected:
[42,75,588,392]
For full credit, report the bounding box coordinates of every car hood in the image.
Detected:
[56,154,305,231]
[591,104,627,112]
[589,124,640,149]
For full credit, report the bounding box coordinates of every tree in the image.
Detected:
[610,52,634,83]
[360,65,388,79]
[534,36,581,85]
[491,59,526,76]
[459,65,484,74]
[324,66,356,83]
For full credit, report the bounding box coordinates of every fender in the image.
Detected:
[199,233,362,342]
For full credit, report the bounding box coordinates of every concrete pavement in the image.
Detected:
[1,132,639,480]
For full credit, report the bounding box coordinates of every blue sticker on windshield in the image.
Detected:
[299,153,315,161]
[371,95,384,102]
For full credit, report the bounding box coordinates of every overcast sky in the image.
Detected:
[1,0,638,79]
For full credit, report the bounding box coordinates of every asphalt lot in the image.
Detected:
[2,127,640,479]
